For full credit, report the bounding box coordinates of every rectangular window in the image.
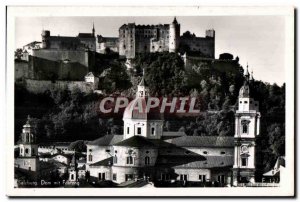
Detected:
[137,127,141,135]
[161,173,170,181]
[126,156,133,164]
[218,175,225,183]
[199,175,206,182]
[98,173,105,181]
[242,124,248,134]
[242,158,248,166]
[180,174,188,181]
[113,173,117,181]
[127,127,130,134]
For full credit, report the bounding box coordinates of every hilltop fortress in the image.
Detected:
[16,17,216,92]
[20,17,215,62]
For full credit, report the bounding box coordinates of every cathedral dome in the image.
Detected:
[239,83,250,98]
[123,97,162,120]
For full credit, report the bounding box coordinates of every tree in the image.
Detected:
[15,48,23,60]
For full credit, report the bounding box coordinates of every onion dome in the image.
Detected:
[123,97,162,120]
[239,82,250,98]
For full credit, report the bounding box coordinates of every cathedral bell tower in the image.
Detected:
[15,115,39,172]
[123,70,163,140]
[19,115,38,158]
[232,65,261,186]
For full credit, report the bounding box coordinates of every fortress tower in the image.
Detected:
[41,30,50,49]
[169,17,180,53]
[232,66,261,186]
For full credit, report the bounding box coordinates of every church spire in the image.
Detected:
[250,69,254,81]
[92,22,95,37]
[245,63,250,81]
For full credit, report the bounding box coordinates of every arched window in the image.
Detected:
[242,124,248,134]
[126,156,133,165]
[88,154,93,162]
[241,157,248,167]
[114,155,118,164]
[25,148,29,154]
[26,133,30,142]
[151,127,155,135]
[145,156,150,165]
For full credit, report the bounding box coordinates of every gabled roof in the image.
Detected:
[163,136,234,148]
[52,153,73,159]
[78,164,86,170]
[85,72,95,77]
[87,134,123,146]
[89,157,113,167]
[114,136,157,148]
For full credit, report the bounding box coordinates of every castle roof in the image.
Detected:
[87,134,123,146]
[78,33,94,38]
[163,136,234,148]
[114,136,158,148]
[97,35,118,43]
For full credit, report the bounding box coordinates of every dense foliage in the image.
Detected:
[15,52,285,174]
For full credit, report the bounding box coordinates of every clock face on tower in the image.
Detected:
[241,145,249,153]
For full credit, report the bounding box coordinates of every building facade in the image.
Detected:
[85,69,259,186]
[118,18,215,59]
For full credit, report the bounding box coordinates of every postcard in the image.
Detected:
[6,6,295,197]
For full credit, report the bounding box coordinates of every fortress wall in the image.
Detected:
[180,37,215,58]
[32,49,89,67]
[29,55,88,81]
[25,79,94,94]
[15,61,29,80]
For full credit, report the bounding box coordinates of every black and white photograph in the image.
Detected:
[5,6,294,197]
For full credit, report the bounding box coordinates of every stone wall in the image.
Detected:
[32,49,89,67]
[15,60,29,80]
[25,79,95,94]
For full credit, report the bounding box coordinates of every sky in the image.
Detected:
[15,16,286,85]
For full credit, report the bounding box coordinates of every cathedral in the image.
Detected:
[85,67,260,186]
[14,67,261,186]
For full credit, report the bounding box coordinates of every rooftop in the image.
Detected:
[89,157,113,167]
[87,134,123,146]
[114,136,157,148]
[156,155,234,168]
[163,136,234,148]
